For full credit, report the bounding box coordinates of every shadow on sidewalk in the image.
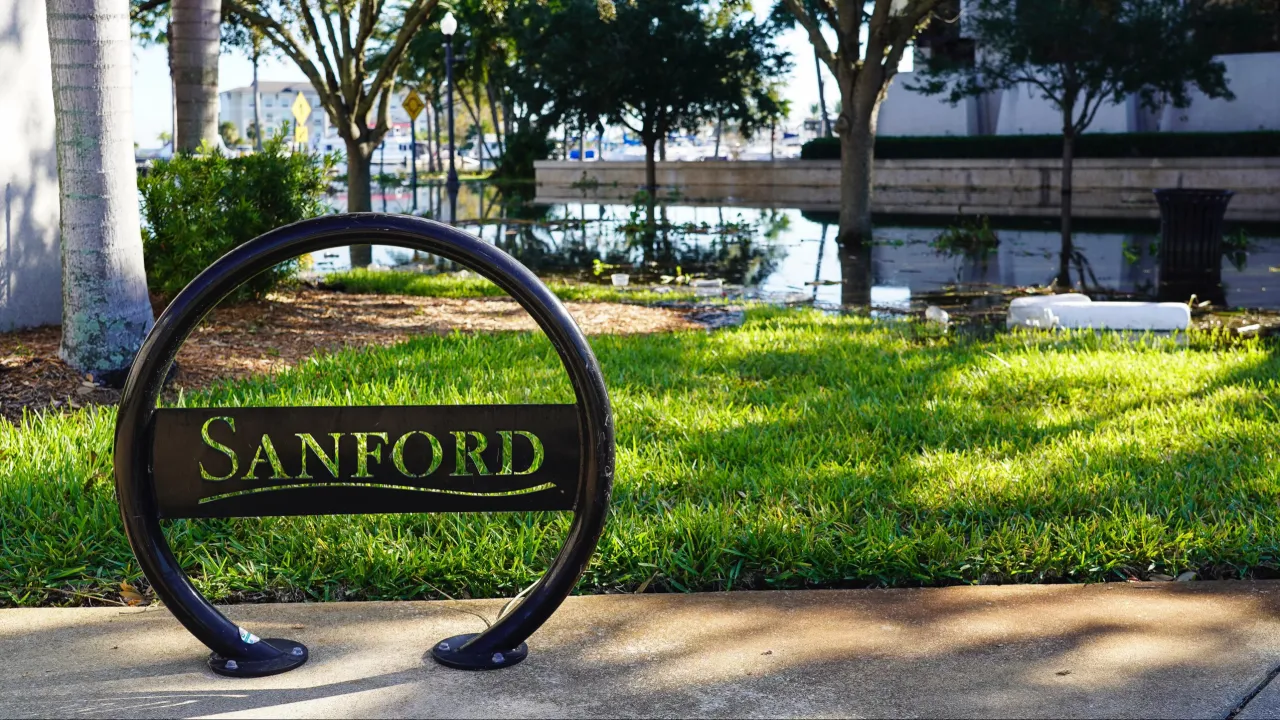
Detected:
[7,582,1280,718]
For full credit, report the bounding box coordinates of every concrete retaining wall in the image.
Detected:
[534,158,1280,222]
[0,2,62,331]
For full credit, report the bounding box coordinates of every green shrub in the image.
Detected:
[139,136,336,299]
[493,126,554,180]
[799,131,1280,160]
[931,216,999,257]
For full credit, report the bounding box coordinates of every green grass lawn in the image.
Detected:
[3,307,1279,607]
[324,269,704,304]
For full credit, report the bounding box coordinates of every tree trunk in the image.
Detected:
[432,92,443,171]
[838,235,873,307]
[167,24,176,145]
[837,113,876,248]
[460,88,489,169]
[504,97,513,144]
[347,139,374,267]
[658,137,666,161]
[1057,129,1075,290]
[815,49,832,137]
[171,0,221,152]
[486,80,504,155]
[252,43,262,150]
[425,100,437,173]
[713,116,723,157]
[833,59,891,251]
[644,137,657,198]
[46,0,154,378]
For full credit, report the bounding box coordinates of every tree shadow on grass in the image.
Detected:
[604,322,1280,589]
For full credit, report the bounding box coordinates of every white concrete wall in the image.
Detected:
[995,83,1131,135]
[1162,53,1280,133]
[876,75,970,136]
[878,52,1280,137]
[0,2,62,331]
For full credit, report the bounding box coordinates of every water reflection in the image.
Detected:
[319,181,1280,311]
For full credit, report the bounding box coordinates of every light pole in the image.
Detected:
[441,11,459,223]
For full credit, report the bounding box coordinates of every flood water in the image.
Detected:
[315,181,1280,311]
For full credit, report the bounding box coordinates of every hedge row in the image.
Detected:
[799,131,1280,160]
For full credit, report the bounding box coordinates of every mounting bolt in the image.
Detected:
[492,653,505,664]
[224,660,238,671]
[438,642,450,651]
[291,647,304,656]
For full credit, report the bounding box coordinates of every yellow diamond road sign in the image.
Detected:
[291,92,311,124]
[402,90,425,122]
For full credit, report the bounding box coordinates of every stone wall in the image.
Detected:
[534,158,1280,222]
[0,2,62,331]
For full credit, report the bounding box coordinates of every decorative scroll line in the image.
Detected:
[197,481,560,505]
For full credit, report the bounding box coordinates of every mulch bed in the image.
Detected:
[0,289,700,422]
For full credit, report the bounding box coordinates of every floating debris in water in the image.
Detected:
[924,305,950,325]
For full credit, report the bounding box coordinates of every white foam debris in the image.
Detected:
[1007,295,1190,331]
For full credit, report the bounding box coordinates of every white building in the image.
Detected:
[219,81,329,147]
[878,52,1280,137]
[876,2,1280,138]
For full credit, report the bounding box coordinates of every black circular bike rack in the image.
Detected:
[113,213,614,677]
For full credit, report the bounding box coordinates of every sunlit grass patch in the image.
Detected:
[2,308,1278,606]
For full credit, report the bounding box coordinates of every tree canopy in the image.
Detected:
[598,0,789,150]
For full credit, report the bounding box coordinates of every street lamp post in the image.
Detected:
[441,11,459,223]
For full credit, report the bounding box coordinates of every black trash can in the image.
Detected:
[1153,188,1234,305]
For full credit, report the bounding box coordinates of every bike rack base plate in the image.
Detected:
[209,638,309,677]
[431,633,528,670]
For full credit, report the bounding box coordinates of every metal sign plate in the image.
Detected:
[151,404,581,518]
[403,90,425,121]
[291,92,311,124]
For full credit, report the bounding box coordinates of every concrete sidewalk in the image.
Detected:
[4,581,1280,719]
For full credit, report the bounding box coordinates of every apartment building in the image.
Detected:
[218,81,328,146]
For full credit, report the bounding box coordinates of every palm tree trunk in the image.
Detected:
[171,0,221,152]
[45,0,154,377]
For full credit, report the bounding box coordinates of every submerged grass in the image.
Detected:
[3,307,1280,606]
[325,269,702,304]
